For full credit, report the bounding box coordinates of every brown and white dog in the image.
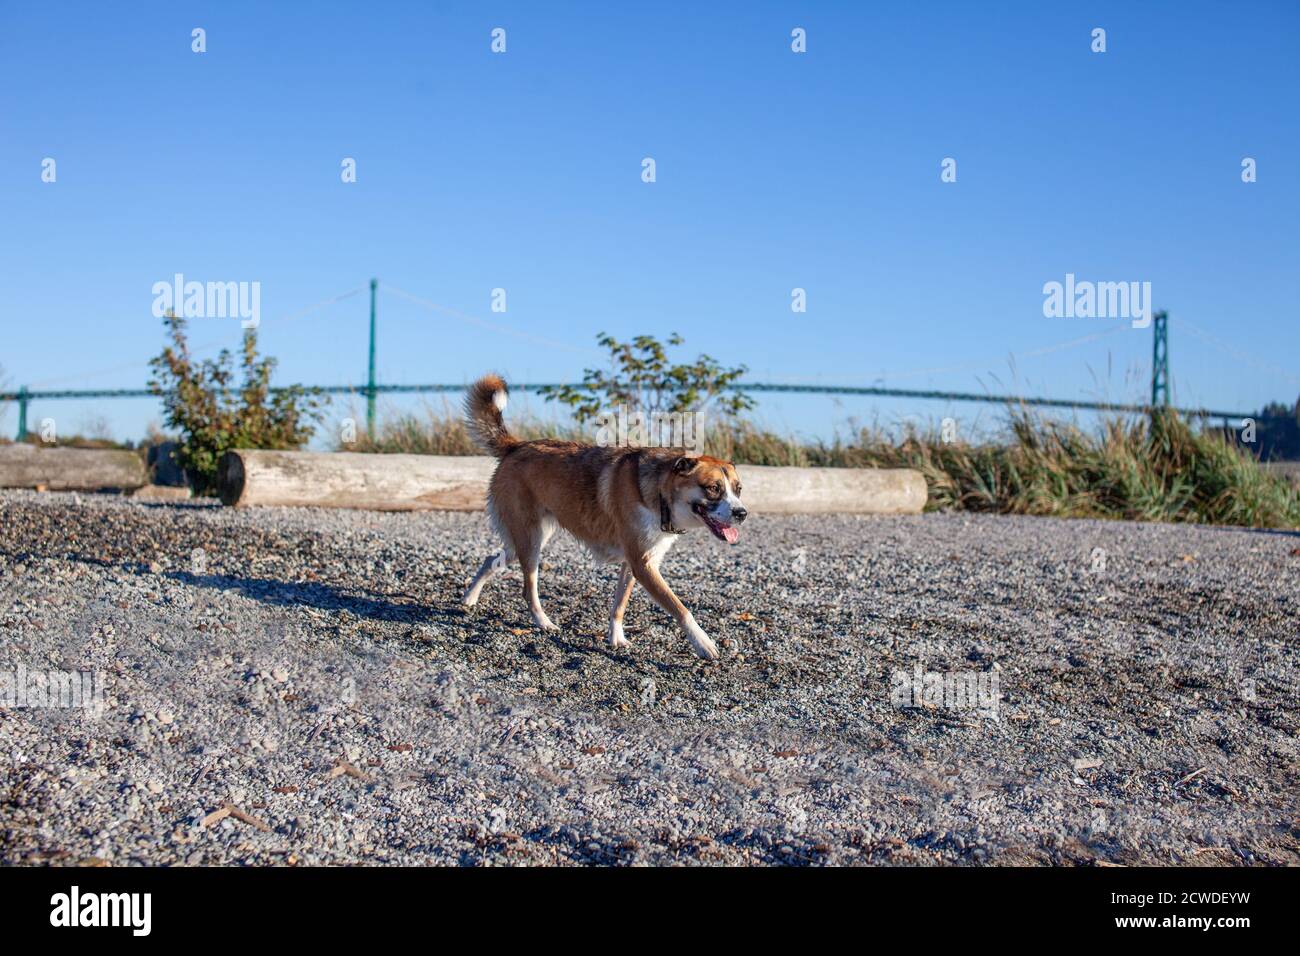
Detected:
[460,374,748,660]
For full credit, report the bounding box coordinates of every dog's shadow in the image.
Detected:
[167,569,452,625]
[168,569,680,669]
[458,601,693,672]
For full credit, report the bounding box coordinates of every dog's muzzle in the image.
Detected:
[692,502,742,544]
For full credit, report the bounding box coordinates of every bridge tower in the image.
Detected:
[1151,310,1169,408]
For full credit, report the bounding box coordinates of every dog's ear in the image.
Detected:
[672,456,698,475]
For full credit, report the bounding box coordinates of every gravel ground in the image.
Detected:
[1,489,1298,866]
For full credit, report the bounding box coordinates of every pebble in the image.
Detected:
[1,490,1290,868]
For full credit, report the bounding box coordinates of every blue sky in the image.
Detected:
[1,0,1297,444]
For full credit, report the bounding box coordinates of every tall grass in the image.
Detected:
[338,404,1300,529]
[836,408,1300,528]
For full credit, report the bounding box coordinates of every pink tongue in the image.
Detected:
[721,525,739,545]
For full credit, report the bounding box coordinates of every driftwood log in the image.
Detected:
[218,450,927,515]
[0,444,147,491]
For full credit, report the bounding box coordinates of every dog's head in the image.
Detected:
[664,455,748,544]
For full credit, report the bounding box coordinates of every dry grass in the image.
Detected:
[833,408,1300,528]
[338,403,1300,529]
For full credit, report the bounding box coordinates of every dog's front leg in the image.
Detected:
[606,562,635,650]
[626,555,719,661]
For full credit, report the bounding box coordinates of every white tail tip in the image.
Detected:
[492,390,508,411]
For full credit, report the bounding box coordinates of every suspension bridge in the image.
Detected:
[1,280,1291,442]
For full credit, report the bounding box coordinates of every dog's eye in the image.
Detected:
[704,482,722,499]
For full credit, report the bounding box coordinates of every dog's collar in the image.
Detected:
[660,495,686,535]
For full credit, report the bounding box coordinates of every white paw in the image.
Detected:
[461,590,479,607]
[606,622,631,650]
[532,613,560,632]
[689,635,720,660]
[683,616,719,660]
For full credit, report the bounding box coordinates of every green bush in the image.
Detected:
[148,312,326,495]
[539,332,753,424]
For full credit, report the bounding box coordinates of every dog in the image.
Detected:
[459,374,748,660]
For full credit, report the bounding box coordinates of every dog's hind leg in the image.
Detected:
[519,515,560,631]
[606,562,635,650]
[462,550,507,607]
[522,569,557,631]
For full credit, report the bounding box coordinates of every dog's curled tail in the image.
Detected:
[464,374,517,458]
